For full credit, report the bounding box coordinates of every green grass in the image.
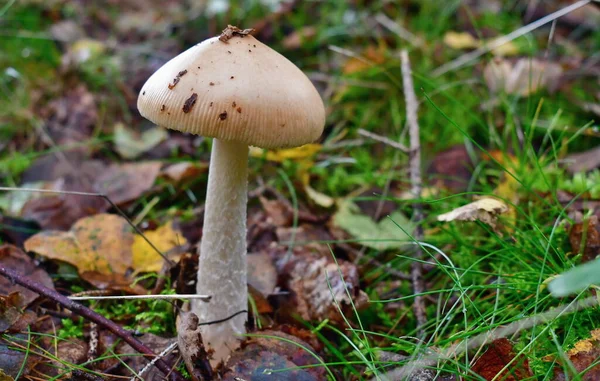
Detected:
[1,0,599,379]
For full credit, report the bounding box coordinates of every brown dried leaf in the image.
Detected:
[564,146,600,174]
[160,162,207,183]
[437,198,509,230]
[282,252,369,324]
[177,312,212,381]
[95,161,162,206]
[223,330,327,381]
[471,338,532,381]
[568,216,600,263]
[427,145,474,192]
[484,58,563,96]
[554,329,600,380]
[0,245,54,307]
[247,253,277,298]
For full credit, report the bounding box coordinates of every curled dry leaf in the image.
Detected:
[471,338,532,381]
[484,58,563,96]
[177,312,212,381]
[222,330,327,381]
[437,197,508,230]
[113,122,168,159]
[553,329,600,380]
[0,245,54,307]
[282,252,368,324]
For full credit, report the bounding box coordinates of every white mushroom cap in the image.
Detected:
[137,32,325,149]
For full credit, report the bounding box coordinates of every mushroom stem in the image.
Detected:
[193,138,248,363]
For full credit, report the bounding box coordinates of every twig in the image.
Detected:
[357,129,410,152]
[375,13,425,48]
[431,0,592,76]
[69,294,212,301]
[0,265,185,381]
[401,50,426,338]
[374,295,599,380]
[132,341,178,381]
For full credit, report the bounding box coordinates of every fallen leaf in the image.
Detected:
[437,197,508,230]
[444,31,479,49]
[0,245,54,307]
[553,329,600,380]
[95,161,162,206]
[302,173,334,208]
[132,221,187,273]
[471,338,532,381]
[0,293,24,332]
[484,58,563,96]
[250,144,322,162]
[160,162,207,183]
[177,312,212,381]
[223,330,327,381]
[343,45,387,74]
[113,122,168,159]
[282,27,317,49]
[569,216,600,263]
[333,199,414,250]
[0,333,36,379]
[24,214,184,290]
[427,145,474,192]
[247,253,277,298]
[260,197,293,226]
[24,213,134,275]
[564,146,600,174]
[40,85,97,146]
[444,31,519,55]
[281,251,368,324]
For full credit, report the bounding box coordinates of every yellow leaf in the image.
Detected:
[444,31,479,49]
[25,214,133,275]
[250,144,322,163]
[132,221,187,273]
[301,173,334,208]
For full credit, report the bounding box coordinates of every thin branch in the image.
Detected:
[0,265,185,381]
[431,0,592,76]
[375,13,425,48]
[375,295,599,380]
[69,294,212,302]
[132,341,178,381]
[401,49,426,338]
[357,129,410,152]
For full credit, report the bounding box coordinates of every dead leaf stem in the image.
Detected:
[0,265,186,381]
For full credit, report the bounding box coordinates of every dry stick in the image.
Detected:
[357,129,409,152]
[401,50,427,338]
[0,266,185,381]
[375,295,599,381]
[431,0,592,77]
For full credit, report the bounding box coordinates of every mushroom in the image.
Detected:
[137,26,325,362]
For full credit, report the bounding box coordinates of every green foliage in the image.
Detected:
[58,318,84,340]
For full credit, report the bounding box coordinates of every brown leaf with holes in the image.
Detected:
[554,329,600,380]
[222,330,327,381]
[471,338,532,381]
[0,245,54,308]
[568,216,600,263]
[281,251,369,324]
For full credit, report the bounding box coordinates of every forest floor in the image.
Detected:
[1,1,600,380]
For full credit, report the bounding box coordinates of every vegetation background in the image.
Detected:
[0,0,599,380]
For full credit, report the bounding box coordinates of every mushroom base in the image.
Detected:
[193,138,248,364]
